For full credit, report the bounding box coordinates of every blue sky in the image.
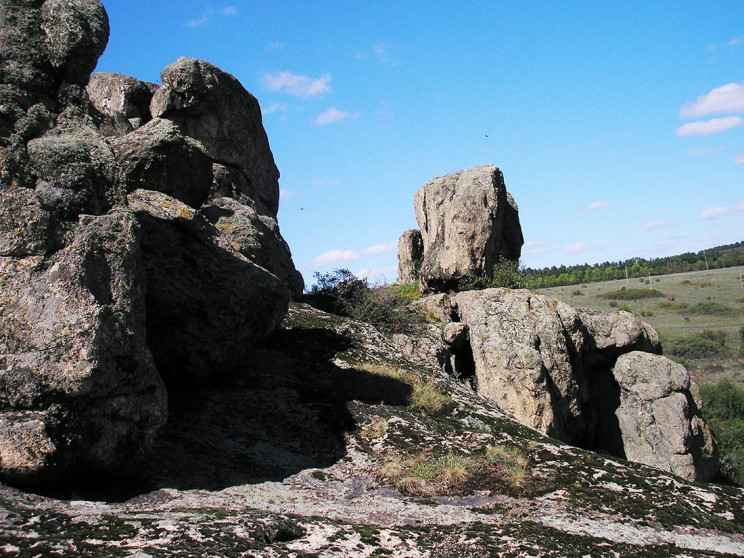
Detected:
[95,1,744,285]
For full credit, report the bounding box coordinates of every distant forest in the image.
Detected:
[522,241,744,288]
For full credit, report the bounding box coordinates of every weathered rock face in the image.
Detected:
[397,229,423,284]
[0,0,301,482]
[413,165,523,292]
[434,288,716,481]
[86,72,158,136]
[110,118,214,208]
[613,352,718,482]
[0,212,167,481]
[128,190,290,380]
[151,57,281,217]
[200,197,304,299]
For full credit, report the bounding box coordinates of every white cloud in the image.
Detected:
[645,220,677,230]
[362,241,397,256]
[675,116,744,137]
[315,106,356,126]
[260,71,332,98]
[729,37,744,46]
[187,16,209,27]
[266,41,284,52]
[565,243,595,254]
[262,102,288,115]
[687,147,723,156]
[523,240,554,255]
[680,83,744,118]
[356,266,398,284]
[312,241,396,268]
[222,6,237,16]
[312,249,360,267]
[584,201,611,211]
[734,153,744,165]
[699,201,744,220]
[279,189,294,199]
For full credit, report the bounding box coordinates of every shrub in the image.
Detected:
[600,288,665,300]
[306,269,425,333]
[617,303,633,313]
[665,330,728,360]
[640,308,654,317]
[699,379,744,485]
[571,289,583,296]
[608,300,618,307]
[740,326,744,354]
[685,301,733,315]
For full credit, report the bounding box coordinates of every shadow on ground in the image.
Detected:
[18,327,411,502]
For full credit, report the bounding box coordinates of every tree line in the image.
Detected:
[519,241,744,289]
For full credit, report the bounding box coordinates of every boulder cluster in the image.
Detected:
[398,165,524,292]
[397,166,718,481]
[0,0,301,482]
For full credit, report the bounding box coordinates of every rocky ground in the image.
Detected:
[2,303,743,557]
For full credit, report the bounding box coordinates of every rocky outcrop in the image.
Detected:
[0,0,301,482]
[613,352,718,482]
[151,57,280,217]
[397,229,423,284]
[412,165,523,292]
[434,288,716,481]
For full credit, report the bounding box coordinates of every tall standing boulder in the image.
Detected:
[413,165,523,292]
[86,72,158,135]
[397,229,423,284]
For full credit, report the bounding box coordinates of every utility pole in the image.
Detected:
[704,252,709,273]
[648,271,652,289]
[625,265,629,288]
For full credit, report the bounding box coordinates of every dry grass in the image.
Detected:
[360,416,389,440]
[376,444,531,496]
[355,362,453,416]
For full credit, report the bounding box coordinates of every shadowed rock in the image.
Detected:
[86,72,158,135]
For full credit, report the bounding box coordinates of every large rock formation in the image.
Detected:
[431,288,717,481]
[407,165,523,292]
[0,0,300,482]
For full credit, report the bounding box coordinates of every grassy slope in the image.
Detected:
[537,265,744,384]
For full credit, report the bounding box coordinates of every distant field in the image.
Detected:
[538,265,744,384]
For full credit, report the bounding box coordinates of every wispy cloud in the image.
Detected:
[680,83,744,118]
[222,6,237,16]
[584,201,611,211]
[266,41,284,52]
[565,243,595,254]
[645,220,678,230]
[313,249,359,267]
[734,153,744,165]
[675,116,744,137]
[279,189,294,199]
[315,106,357,126]
[260,71,332,98]
[312,241,396,267]
[187,16,209,27]
[687,147,724,156]
[262,102,288,115]
[356,266,398,283]
[700,201,744,220]
[707,37,744,51]
[523,240,553,255]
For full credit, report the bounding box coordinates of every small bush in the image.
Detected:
[608,300,618,307]
[306,269,425,333]
[665,330,729,360]
[684,301,733,315]
[640,308,654,317]
[701,281,711,287]
[600,288,665,300]
[618,303,633,313]
[571,289,583,296]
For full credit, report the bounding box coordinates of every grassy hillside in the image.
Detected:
[538,265,744,384]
